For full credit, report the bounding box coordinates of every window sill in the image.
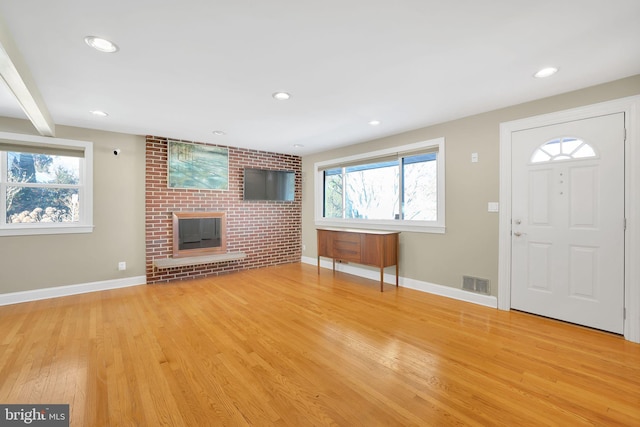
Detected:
[0,224,94,237]
[315,219,445,234]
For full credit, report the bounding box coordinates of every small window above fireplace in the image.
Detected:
[172,212,226,258]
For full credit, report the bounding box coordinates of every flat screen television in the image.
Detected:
[243,168,295,201]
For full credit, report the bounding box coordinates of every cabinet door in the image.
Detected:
[317,230,331,257]
[361,234,397,267]
[361,234,382,266]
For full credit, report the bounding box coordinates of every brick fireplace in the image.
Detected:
[145,136,302,284]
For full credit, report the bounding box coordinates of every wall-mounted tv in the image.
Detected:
[243,168,295,201]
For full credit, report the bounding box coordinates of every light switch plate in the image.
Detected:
[488,202,499,212]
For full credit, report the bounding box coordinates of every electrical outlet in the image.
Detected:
[302,244,306,251]
[118,261,126,271]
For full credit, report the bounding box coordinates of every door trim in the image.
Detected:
[498,95,640,343]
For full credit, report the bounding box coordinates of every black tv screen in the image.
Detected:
[244,168,295,201]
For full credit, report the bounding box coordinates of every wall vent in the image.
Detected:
[462,276,490,294]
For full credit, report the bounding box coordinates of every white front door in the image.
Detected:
[511,113,625,334]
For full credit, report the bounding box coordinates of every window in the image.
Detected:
[531,137,596,163]
[0,132,93,236]
[315,137,445,233]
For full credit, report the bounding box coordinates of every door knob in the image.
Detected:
[514,231,523,237]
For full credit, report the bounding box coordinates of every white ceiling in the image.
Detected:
[0,0,639,156]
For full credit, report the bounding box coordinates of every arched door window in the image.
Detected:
[531,137,596,163]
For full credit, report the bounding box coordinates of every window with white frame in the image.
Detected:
[315,137,445,233]
[0,132,93,236]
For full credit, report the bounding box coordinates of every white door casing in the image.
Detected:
[498,95,640,343]
[510,114,625,333]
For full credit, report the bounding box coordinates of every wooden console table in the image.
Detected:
[317,228,400,292]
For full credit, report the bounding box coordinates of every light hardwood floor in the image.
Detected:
[1,263,639,426]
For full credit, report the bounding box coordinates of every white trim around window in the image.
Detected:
[0,131,94,236]
[314,137,445,233]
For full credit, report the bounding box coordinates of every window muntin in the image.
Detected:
[0,132,93,236]
[531,137,596,163]
[316,138,445,233]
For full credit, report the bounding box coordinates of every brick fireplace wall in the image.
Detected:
[145,136,302,283]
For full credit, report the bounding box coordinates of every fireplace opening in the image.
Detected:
[172,212,226,258]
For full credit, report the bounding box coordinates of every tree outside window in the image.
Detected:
[323,152,437,222]
[5,151,81,224]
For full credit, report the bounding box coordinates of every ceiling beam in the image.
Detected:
[0,17,55,136]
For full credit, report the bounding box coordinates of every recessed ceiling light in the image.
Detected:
[368,120,381,126]
[293,144,304,148]
[272,92,291,101]
[90,110,109,117]
[212,130,226,136]
[84,36,119,53]
[534,67,558,78]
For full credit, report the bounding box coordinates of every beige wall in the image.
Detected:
[301,75,640,296]
[0,118,146,294]
[1,74,638,297]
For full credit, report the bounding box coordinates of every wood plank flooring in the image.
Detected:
[1,262,639,426]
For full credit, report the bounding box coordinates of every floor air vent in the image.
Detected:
[463,276,490,294]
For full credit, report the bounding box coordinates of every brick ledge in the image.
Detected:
[153,252,247,269]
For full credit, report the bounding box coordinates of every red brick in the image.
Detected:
[145,136,302,283]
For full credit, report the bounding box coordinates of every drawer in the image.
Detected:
[332,232,361,262]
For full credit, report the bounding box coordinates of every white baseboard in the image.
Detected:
[301,256,497,309]
[0,276,147,306]
[1,260,499,311]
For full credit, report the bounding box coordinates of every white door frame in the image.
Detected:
[498,95,640,343]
